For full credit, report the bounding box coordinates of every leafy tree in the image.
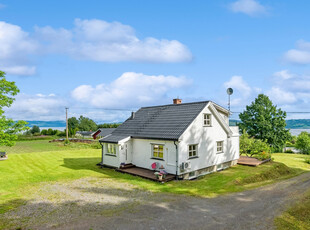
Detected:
[78,115,97,131]
[97,123,121,128]
[68,117,79,130]
[30,125,40,134]
[239,130,271,159]
[295,132,310,155]
[47,128,54,135]
[239,94,290,152]
[0,71,28,147]
[41,129,48,135]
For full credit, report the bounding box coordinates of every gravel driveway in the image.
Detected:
[2,172,310,230]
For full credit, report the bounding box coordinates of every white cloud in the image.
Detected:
[229,0,267,16]
[0,19,192,76]
[266,87,297,104]
[284,40,310,64]
[0,65,36,75]
[223,71,310,119]
[0,21,38,75]
[273,70,294,80]
[4,93,67,120]
[224,75,252,98]
[71,72,192,108]
[35,19,192,63]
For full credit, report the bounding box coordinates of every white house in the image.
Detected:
[99,99,239,179]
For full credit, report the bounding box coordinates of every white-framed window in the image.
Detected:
[107,143,117,155]
[188,144,198,158]
[152,144,164,159]
[203,114,212,126]
[216,141,224,153]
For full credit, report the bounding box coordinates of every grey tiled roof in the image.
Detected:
[96,128,116,137]
[100,101,209,143]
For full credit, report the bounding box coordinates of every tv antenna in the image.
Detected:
[226,88,233,112]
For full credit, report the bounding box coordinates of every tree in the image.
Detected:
[239,94,290,152]
[240,130,271,159]
[295,132,310,155]
[41,129,48,135]
[78,115,97,131]
[30,125,40,134]
[68,117,79,130]
[97,123,121,128]
[0,71,28,147]
[68,117,79,137]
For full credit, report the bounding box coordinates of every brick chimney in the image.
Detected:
[173,98,182,104]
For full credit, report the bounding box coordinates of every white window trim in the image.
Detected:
[151,144,164,160]
[216,141,224,154]
[188,144,198,159]
[203,113,212,127]
[106,143,117,156]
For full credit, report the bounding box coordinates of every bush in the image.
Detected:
[305,158,310,164]
[295,132,310,155]
[240,130,271,159]
[284,149,294,154]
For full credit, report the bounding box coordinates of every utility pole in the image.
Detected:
[65,107,69,141]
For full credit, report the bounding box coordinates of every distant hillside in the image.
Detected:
[23,119,310,129]
[25,121,66,127]
[229,119,310,129]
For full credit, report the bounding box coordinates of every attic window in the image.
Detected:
[203,114,212,126]
[152,144,164,159]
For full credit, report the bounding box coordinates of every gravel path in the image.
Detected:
[2,172,310,230]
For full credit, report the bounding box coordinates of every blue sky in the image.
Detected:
[1,0,310,122]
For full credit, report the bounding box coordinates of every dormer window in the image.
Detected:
[203,114,212,126]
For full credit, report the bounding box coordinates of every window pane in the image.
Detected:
[159,152,163,158]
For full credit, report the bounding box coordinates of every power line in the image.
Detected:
[231,111,310,114]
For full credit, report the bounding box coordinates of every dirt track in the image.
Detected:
[2,172,310,230]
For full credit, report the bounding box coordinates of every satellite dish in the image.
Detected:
[227,88,233,95]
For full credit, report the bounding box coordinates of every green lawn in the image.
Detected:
[0,140,101,154]
[273,153,310,171]
[0,141,309,214]
[275,189,310,230]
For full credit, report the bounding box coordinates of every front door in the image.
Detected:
[125,143,132,164]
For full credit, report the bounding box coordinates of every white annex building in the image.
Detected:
[99,99,239,179]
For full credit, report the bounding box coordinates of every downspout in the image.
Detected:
[174,141,179,180]
[100,142,104,165]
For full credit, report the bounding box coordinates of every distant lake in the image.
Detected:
[40,127,66,131]
[289,129,310,136]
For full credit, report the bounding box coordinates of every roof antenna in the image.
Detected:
[226,88,233,113]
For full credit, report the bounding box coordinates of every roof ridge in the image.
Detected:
[141,100,210,109]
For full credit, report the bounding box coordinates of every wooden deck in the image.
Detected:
[116,166,175,182]
[237,156,270,166]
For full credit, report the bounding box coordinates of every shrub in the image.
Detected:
[295,132,310,155]
[240,130,271,159]
[284,149,294,154]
